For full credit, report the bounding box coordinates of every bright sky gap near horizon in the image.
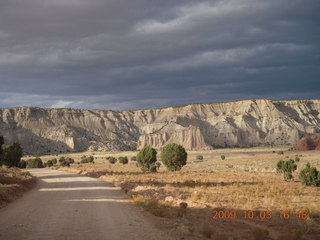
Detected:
[0,0,319,110]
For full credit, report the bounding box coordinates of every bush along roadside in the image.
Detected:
[0,166,36,208]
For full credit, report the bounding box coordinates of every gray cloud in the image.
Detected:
[0,0,319,110]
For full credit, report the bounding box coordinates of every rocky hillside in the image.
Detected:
[0,99,319,154]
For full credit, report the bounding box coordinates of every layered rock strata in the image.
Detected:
[0,99,319,154]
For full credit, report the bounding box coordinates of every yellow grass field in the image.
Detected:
[36,147,320,240]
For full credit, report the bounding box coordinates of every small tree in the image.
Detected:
[66,157,74,164]
[119,156,128,164]
[2,142,23,167]
[27,157,44,168]
[59,159,70,167]
[160,143,187,171]
[87,156,94,163]
[59,157,66,163]
[299,163,320,186]
[221,155,226,160]
[80,156,93,164]
[51,158,57,165]
[136,146,157,172]
[276,159,297,181]
[46,160,54,167]
[108,157,117,164]
[58,156,71,167]
[131,156,137,161]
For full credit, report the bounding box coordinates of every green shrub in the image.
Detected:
[80,155,94,164]
[136,146,157,172]
[27,157,44,168]
[59,160,70,167]
[220,155,225,160]
[87,156,94,163]
[51,158,57,164]
[277,151,284,155]
[18,160,27,169]
[46,160,54,167]
[119,156,128,164]
[131,156,137,161]
[2,142,23,167]
[66,157,74,164]
[276,159,297,181]
[58,156,72,167]
[160,143,187,171]
[107,157,117,164]
[299,163,320,186]
[294,157,300,162]
[80,158,87,164]
[196,155,203,160]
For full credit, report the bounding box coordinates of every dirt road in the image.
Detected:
[0,169,175,240]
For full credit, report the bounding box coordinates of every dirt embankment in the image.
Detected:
[0,167,36,208]
[296,134,320,151]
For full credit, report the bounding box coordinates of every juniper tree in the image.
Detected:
[276,159,297,181]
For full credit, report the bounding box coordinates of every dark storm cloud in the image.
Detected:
[0,0,319,110]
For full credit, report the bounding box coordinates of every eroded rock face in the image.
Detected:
[137,126,211,150]
[296,134,320,151]
[0,99,319,154]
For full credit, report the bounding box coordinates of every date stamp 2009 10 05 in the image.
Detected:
[212,210,309,220]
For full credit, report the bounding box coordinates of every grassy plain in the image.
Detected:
[39,147,320,240]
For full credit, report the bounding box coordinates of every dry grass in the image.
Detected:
[0,166,36,208]
[54,147,320,239]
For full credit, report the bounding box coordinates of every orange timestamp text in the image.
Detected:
[212,210,309,220]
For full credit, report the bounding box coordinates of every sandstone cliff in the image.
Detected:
[137,125,211,150]
[0,99,319,154]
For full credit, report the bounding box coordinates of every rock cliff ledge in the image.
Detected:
[0,99,319,154]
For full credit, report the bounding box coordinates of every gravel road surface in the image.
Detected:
[0,169,175,240]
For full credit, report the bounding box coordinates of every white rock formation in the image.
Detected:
[0,99,319,154]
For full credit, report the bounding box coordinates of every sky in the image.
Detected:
[0,0,319,110]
